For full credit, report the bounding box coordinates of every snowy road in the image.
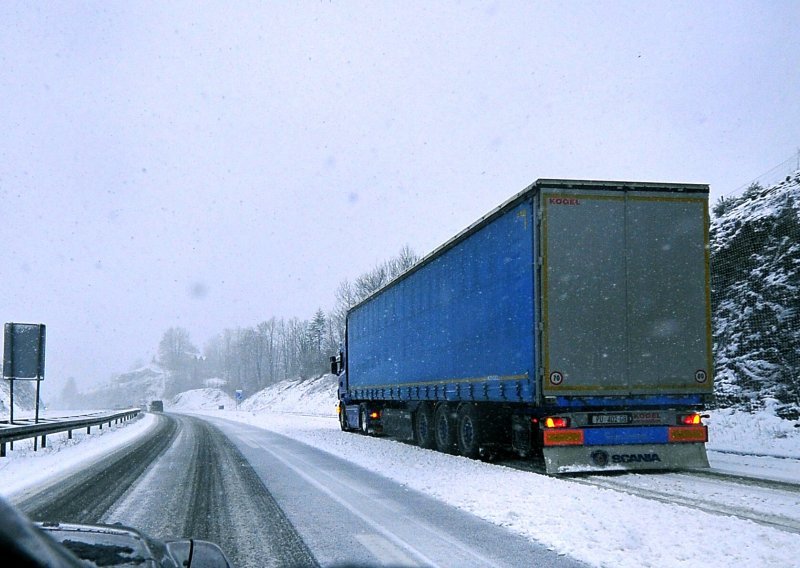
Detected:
[5,403,800,567]
[202,414,583,568]
[15,414,316,567]
[182,409,800,568]
[16,413,179,522]
[11,412,582,567]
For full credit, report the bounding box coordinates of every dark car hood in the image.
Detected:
[38,522,174,567]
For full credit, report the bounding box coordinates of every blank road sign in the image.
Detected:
[3,323,46,380]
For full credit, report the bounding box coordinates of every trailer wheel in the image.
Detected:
[434,404,457,454]
[457,404,482,459]
[414,403,436,449]
[359,404,370,435]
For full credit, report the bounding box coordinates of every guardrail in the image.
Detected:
[0,408,142,457]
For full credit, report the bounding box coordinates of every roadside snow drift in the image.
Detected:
[239,375,338,415]
[171,388,236,410]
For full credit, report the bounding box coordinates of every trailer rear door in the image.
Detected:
[539,185,712,397]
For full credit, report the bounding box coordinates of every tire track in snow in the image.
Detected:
[502,460,800,535]
[17,413,177,523]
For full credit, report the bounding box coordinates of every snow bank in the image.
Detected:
[239,374,338,416]
[707,406,800,458]
[171,388,236,410]
[169,376,337,415]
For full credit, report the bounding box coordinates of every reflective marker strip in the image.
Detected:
[543,429,585,446]
[668,426,708,443]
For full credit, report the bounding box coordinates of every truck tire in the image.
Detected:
[434,404,457,454]
[339,404,349,431]
[359,404,370,435]
[414,403,436,449]
[457,404,482,459]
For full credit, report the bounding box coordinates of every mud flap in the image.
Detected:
[543,443,710,474]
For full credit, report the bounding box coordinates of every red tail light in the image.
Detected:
[544,416,569,428]
[370,411,380,420]
[679,413,702,425]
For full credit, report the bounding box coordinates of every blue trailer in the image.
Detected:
[335,179,712,473]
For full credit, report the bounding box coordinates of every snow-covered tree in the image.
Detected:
[711,175,800,417]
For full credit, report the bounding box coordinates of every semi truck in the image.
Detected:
[334,179,712,473]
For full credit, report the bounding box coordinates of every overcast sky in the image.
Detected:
[1,1,799,392]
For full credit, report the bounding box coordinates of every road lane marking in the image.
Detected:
[266,445,503,567]
[206,417,508,567]
[246,436,505,568]
[235,434,260,449]
[355,534,419,567]
[251,441,442,567]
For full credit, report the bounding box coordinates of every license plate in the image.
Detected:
[590,413,631,425]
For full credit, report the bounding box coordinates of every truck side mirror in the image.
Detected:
[330,356,337,375]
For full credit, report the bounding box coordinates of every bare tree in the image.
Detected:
[330,246,419,348]
[158,327,198,372]
[185,247,420,397]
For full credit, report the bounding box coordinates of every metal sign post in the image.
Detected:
[35,377,42,424]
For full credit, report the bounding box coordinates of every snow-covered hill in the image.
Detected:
[238,374,338,415]
[79,365,167,409]
[711,172,800,416]
[170,374,338,415]
[172,388,236,410]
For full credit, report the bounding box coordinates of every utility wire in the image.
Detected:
[723,149,800,198]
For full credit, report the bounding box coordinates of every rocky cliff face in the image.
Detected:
[711,173,800,417]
